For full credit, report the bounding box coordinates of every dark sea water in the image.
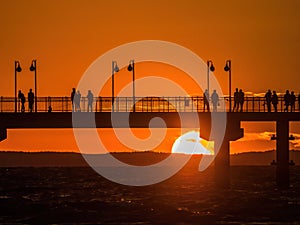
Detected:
[1,166,300,224]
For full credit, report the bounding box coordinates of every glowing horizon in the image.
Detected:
[1,1,300,154]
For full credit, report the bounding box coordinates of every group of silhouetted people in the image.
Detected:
[264,89,299,112]
[265,89,278,112]
[203,89,220,112]
[17,88,95,112]
[203,88,247,112]
[18,89,35,113]
[71,88,94,112]
[203,88,300,113]
[283,90,297,112]
[233,88,245,112]
[203,88,246,112]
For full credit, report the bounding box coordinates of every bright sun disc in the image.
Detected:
[171,131,214,155]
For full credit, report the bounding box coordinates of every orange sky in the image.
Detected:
[1,0,300,96]
[1,0,300,153]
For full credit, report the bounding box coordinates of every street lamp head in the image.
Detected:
[127,64,133,71]
[112,61,119,72]
[127,60,134,71]
[30,60,36,71]
[30,64,36,71]
[207,60,215,72]
[114,64,119,72]
[224,64,230,72]
[224,60,231,72]
[16,63,22,72]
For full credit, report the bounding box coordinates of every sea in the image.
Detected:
[1,166,300,224]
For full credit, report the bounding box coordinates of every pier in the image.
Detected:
[0,96,299,188]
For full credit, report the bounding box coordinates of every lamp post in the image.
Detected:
[207,60,215,97]
[30,60,37,112]
[14,61,22,112]
[224,60,232,112]
[127,60,135,112]
[112,61,119,112]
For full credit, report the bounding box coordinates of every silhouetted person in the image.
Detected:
[211,90,219,112]
[238,89,244,112]
[271,90,278,112]
[71,88,76,112]
[233,88,239,112]
[264,89,272,112]
[28,88,34,113]
[203,89,210,112]
[87,90,94,112]
[74,90,81,112]
[284,90,290,112]
[290,91,296,112]
[18,90,25,113]
[48,106,52,113]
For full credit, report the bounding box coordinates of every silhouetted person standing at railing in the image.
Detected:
[238,89,244,112]
[265,89,272,112]
[290,91,296,112]
[271,90,278,112]
[211,90,219,112]
[87,90,94,112]
[284,90,290,112]
[233,88,239,112]
[28,89,34,113]
[74,90,81,112]
[18,90,25,113]
[71,88,76,112]
[203,89,210,112]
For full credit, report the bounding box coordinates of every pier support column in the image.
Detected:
[0,127,7,142]
[276,120,289,188]
[212,118,243,189]
[214,138,230,188]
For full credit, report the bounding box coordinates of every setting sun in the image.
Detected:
[171,130,214,155]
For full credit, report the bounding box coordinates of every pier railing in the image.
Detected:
[0,96,297,113]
